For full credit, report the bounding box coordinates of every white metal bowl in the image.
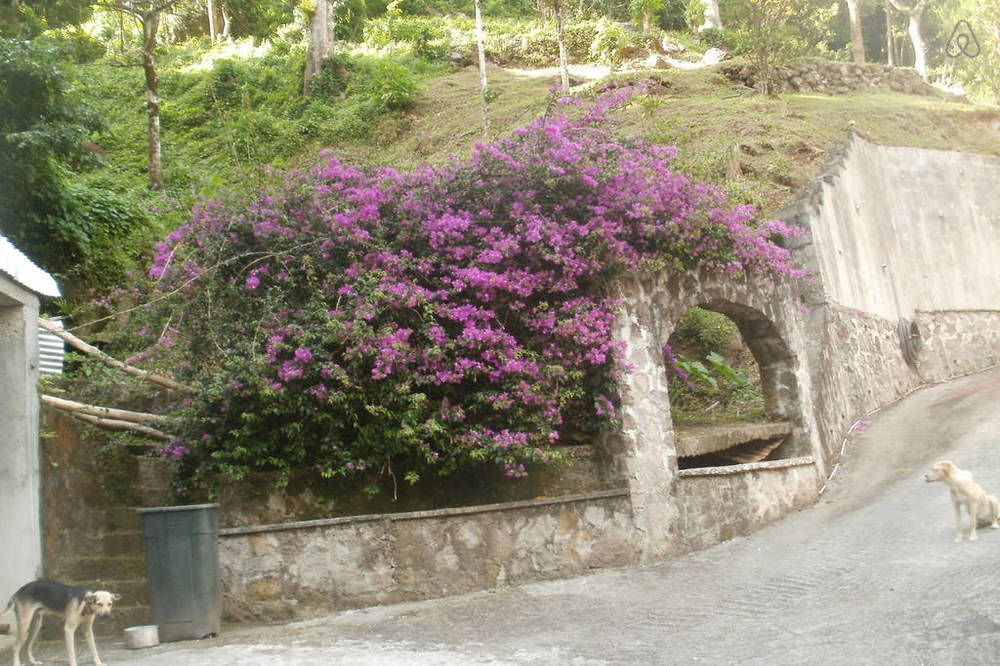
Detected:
[124,625,159,649]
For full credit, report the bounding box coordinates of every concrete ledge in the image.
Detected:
[218,488,631,537]
[677,456,816,478]
[675,421,794,457]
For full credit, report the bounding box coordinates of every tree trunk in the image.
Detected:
[887,0,927,78]
[906,7,926,77]
[118,11,126,54]
[207,0,216,41]
[555,0,570,91]
[142,11,163,190]
[303,0,336,95]
[885,1,896,66]
[39,317,196,393]
[846,0,865,63]
[642,7,652,33]
[474,0,490,137]
[221,1,231,38]
[699,0,722,31]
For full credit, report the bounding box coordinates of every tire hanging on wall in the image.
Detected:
[897,318,921,367]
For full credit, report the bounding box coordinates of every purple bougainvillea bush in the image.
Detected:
[142,84,805,488]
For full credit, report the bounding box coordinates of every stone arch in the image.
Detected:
[668,299,807,461]
[611,269,817,559]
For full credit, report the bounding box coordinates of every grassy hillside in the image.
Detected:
[46,23,996,312]
[76,43,1000,226]
[355,64,1000,213]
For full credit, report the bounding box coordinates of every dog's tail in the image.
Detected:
[1,594,13,617]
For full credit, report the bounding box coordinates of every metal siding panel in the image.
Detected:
[38,326,64,375]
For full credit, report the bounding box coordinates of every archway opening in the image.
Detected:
[664,303,805,469]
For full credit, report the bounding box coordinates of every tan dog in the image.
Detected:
[924,460,1000,542]
[2,579,119,666]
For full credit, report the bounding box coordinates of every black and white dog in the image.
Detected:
[3,579,119,666]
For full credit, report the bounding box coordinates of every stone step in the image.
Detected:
[102,530,145,558]
[106,506,143,532]
[57,555,146,582]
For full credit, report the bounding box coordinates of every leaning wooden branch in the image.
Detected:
[41,394,181,426]
[39,318,196,394]
[62,412,169,443]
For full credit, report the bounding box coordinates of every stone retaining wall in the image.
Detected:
[916,310,1000,382]
[721,59,949,97]
[218,490,637,621]
[675,458,820,551]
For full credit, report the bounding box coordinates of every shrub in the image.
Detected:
[206,59,246,109]
[589,17,632,70]
[125,84,804,488]
[309,53,353,99]
[672,307,737,357]
[36,29,107,64]
[353,58,418,110]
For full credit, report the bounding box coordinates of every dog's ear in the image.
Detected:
[84,593,98,604]
[113,593,122,601]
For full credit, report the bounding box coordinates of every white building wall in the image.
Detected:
[0,276,43,598]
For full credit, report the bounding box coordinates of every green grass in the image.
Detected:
[65,38,1000,291]
[327,62,1000,214]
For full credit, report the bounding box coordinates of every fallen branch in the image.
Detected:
[39,318,196,394]
[66,412,169,443]
[41,394,181,426]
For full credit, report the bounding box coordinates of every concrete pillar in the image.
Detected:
[0,278,43,597]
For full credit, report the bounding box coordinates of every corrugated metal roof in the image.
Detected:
[38,322,65,375]
[0,233,60,298]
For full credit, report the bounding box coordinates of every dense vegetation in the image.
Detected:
[102,84,803,489]
[5,0,998,492]
[3,0,995,296]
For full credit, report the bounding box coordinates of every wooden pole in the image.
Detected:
[41,394,180,425]
[39,318,196,394]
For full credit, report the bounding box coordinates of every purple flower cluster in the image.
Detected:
[146,84,805,483]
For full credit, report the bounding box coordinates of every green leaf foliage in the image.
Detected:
[0,37,149,291]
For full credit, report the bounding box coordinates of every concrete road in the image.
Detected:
[37,369,1000,664]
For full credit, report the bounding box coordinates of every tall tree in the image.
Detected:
[0,0,93,35]
[207,0,216,40]
[474,0,489,136]
[884,0,897,65]
[699,0,722,30]
[887,0,929,77]
[554,0,569,91]
[303,0,338,94]
[630,0,664,32]
[846,0,866,63]
[0,37,146,289]
[104,0,181,190]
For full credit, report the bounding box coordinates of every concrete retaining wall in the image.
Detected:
[784,135,1000,466]
[792,135,1000,320]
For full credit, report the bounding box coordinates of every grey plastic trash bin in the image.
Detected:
[138,503,221,642]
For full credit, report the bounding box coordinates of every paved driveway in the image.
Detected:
[49,369,1000,664]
